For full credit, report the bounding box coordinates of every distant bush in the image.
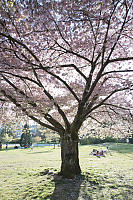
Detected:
[9,138,20,144]
[102,137,117,143]
[79,136,117,145]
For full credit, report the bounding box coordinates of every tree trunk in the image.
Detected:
[60,134,81,178]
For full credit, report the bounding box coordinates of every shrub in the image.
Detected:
[9,138,20,144]
[80,136,118,145]
[102,137,117,143]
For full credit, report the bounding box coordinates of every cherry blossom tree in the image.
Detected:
[0,0,133,177]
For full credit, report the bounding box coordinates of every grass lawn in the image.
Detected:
[0,143,133,200]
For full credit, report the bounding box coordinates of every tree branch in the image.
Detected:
[102,69,133,76]
[106,2,130,62]
[83,86,133,118]
[108,57,133,63]
[0,33,72,128]
[55,40,92,63]
[60,64,88,81]
[44,68,80,102]
[1,74,68,131]
[0,89,63,133]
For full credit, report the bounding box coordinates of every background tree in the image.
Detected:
[32,136,42,145]
[0,0,133,177]
[31,125,47,142]
[0,121,16,143]
[20,124,32,147]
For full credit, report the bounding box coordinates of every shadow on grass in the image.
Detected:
[0,147,19,152]
[27,149,54,154]
[43,171,106,200]
[22,169,133,200]
[45,174,86,200]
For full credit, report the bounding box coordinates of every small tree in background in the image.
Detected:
[20,124,32,147]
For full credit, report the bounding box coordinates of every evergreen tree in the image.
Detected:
[20,124,32,147]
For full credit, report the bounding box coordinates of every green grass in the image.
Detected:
[0,143,133,200]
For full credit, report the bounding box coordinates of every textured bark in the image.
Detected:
[60,134,81,178]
